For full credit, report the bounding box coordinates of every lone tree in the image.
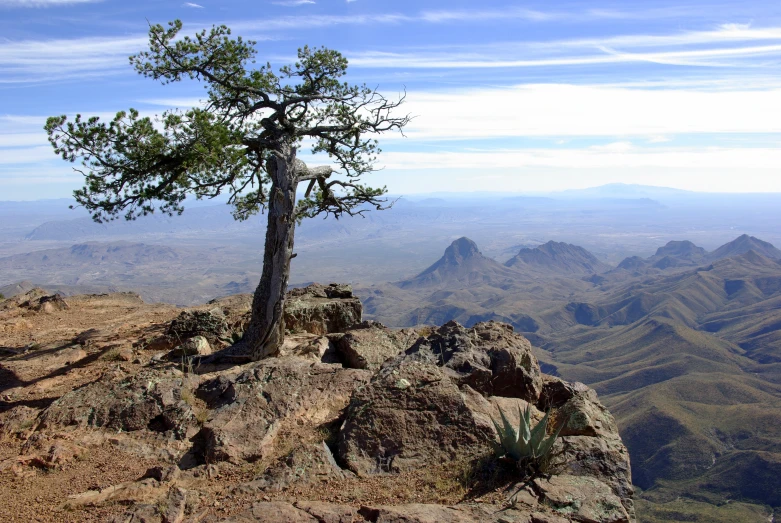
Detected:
[45,20,409,361]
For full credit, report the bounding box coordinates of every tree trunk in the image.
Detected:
[242,145,299,360]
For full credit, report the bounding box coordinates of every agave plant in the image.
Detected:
[491,403,566,472]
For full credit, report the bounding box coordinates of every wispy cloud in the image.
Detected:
[340,23,781,70]
[0,34,147,82]
[272,0,314,6]
[0,0,100,6]
[233,5,702,33]
[6,15,780,83]
[182,2,203,8]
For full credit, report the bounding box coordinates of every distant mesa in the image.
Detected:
[505,240,611,275]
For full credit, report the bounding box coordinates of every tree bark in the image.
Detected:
[242,144,299,360]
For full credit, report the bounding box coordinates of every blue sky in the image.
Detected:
[1,0,781,199]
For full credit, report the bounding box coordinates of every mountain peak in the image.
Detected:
[655,240,705,258]
[399,237,518,289]
[505,240,611,275]
[709,235,781,261]
[442,237,480,265]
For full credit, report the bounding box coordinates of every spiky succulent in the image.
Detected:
[491,403,566,471]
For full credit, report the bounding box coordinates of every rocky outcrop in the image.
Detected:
[39,368,200,440]
[332,320,418,370]
[234,442,348,493]
[9,286,634,523]
[404,320,542,400]
[338,359,495,474]
[195,358,370,464]
[225,501,540,522]
[337,320,634,520]
[539,376,634,518]
[18,292,70,313]
[284,283,362,335]
[532,475,630,523]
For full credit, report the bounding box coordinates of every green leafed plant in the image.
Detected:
[491,403,567,475]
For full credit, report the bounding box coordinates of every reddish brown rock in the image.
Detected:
[333,321,418,370]
[38,368,200,439]
[533,475,630,523]
[403,320,542,402]
[196,359,371,464]
[338,359,495,475]
[284,283,362,335]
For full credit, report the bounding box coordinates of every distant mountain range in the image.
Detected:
[357,233,781,518]
[617,234,781,273]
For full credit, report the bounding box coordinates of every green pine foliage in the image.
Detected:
[44,20,409,225]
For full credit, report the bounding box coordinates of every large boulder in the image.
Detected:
[20,293,70,313]
[533,475,631,523]
[332,321,419,370]
[284,283,362,335]
[234,442,348,493]
[540,376,634,519]
[196,358,370,464]
[38,368,200,440]
[170,335,213,358]
[404,320,542,402]
[338,359,495,475]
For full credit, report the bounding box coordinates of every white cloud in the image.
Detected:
[648,135,671,144]
[272,0,314,6]
[232,6,699,33]
[182,2,203,8]
[395,84,781,139]
[0,34,147,82]
[346,43,781,69]
[376,146,781,172]
[418,8,555,23]
[0,132,48,147]
[0,145,56,164]
[341,24,781,71]
[0,0,100,6]
[590,141,635,153]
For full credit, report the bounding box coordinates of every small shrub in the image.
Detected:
[180,387,195,405]
[416,325,434,337]
[0,292,5,300]
[101,347,123,361]
[219,330,243,345]
[491,403,567,477]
